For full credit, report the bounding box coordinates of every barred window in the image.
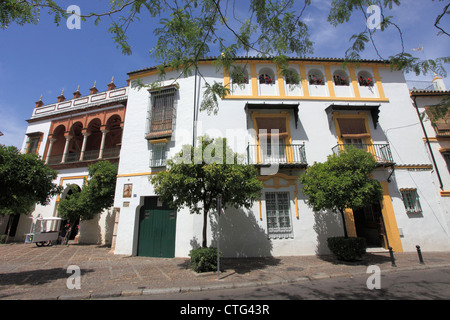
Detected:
[265,192,293,239]
[146,87,176,139]
[150,143,167,167]
[400,188,422,214]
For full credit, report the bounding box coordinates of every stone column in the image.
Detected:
[80,131,90,161]
[98,128,109,159]
[62,134,72,163]
[44,138,56,164]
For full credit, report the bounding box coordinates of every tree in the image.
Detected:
[150,136,263,248]
[58,161,118,234]
[0,145,62,217]
[1,1,448,113]
[299,146,383,238]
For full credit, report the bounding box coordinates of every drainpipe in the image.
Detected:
[412,95,443,190]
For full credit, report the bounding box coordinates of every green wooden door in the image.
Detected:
[137,197,177,258]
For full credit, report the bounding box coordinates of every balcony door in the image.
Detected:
[256,116,290,164]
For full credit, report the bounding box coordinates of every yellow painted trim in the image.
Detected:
[116,172,160,178]
[223,68,230,91]
[250,63,258,97]
[258,198,262,220]
[56,175,88,202]
[149,138,169,144]
[224,95,389,102]
[380,182,403,252]
[344,208,357,237]
[298,63,310,98]
[440,191,450,197]
[372,67,386,99]
[277,68,286,98]
[348,66,361,98]
[395,164,433,170]
[324,65,335,97]
[258,173,300,219]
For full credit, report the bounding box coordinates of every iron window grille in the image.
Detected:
[265,192,293,239]
[150,143,167,167]
[400,189,422,214]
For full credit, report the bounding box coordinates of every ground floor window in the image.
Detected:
[265,191,293,239]
[400,188,422,214]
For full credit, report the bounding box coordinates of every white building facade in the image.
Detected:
[113,57,450,258]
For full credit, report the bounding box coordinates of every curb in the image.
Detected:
[53,263,450,300]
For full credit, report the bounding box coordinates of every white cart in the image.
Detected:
[25,216,62,247]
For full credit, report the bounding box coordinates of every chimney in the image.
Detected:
[57,89,66,103]
[90,81,98,95]
[73,85,82,99]
[107,76,116,91]
[432,74,447,91]
[35,95,44,108]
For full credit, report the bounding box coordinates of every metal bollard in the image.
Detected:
[416,245,425,264]
[388,246,397,267]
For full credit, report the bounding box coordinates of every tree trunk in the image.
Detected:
[202,207,208,248]
[339,208,349,238]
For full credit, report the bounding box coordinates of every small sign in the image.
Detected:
[123,201,130,207]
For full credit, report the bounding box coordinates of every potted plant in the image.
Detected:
[309,74,324,85]
[358,76,374,87]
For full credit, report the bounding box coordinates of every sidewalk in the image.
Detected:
[1,243,449,300]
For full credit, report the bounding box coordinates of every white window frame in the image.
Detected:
[265,191,293,239]
[150,142,167,167]
[400,189,422,214]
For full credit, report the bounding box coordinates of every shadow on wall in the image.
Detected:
[209,207,273,258]
[78,208,116,246]
[313,210,344,255]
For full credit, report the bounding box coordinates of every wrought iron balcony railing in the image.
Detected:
[247,143,307,167]
[331,143,394,164]
[46,147,120,165]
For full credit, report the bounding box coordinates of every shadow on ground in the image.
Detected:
[318,252,393,266]
[0,267,94,287]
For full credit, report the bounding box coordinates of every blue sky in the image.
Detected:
[0,0,448,149]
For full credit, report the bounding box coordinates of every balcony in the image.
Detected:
[331,144,394,166]
[46,147,121,166]
[247,143,307,168]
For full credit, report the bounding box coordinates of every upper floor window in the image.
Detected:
[284,69,301,85]
[259,68,275,85]
[333,70,350,86]
[25,132,43,155]
[358,71,374,87]
[308,69,324,85]
[230,66,249,85]
[147,87,177,140]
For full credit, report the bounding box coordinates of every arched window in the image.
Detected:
[308,69,324,85]
[230,66,249,85]
[284,69,300,85]
[358,71,374,87]
[333,70,349,86]
[259,68,275,85]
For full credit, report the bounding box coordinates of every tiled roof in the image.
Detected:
[410,90,450,96]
